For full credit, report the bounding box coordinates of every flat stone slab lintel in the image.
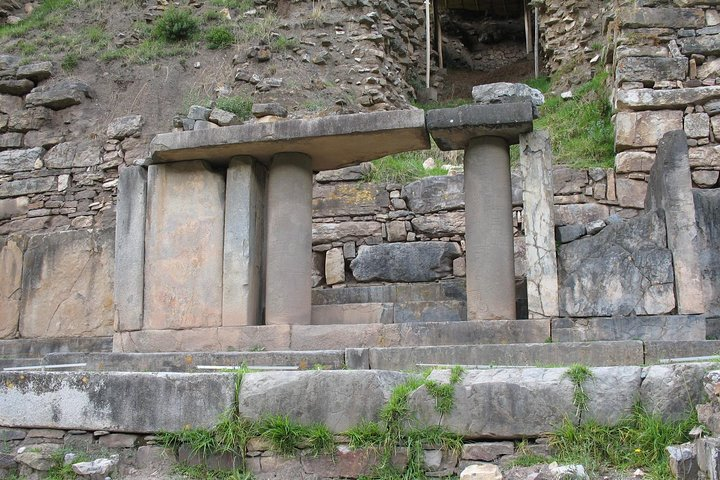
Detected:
[149,110,429,171]
[427,102,534,150]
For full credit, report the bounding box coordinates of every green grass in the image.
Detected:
[551,404,698,479]
[564,364,594,415]
[46,449,91,480]
[0,0,74,39]
[209,0,253,8]
[215,96,253,121]
[535,72,615,168]
[364,149,449,184]
[270,35,299,52]
[206,26,235,49]
[172,464,254,479]
[153,7,200,42]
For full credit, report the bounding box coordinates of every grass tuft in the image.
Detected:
[215,96,253,121]
[206,26,235,49]
[153,7,200,42]
[564,364,594,415]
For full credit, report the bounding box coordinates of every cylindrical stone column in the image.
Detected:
[464,136,516,320]
[265,152,313,325]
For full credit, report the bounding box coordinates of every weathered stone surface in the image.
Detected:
[106,114,143,139]
[350,242,461,282]
[679,34,720,55]
[238,370,408,432]
[690,145,720,168]
[72,457,119,477]
[114,166,146,332]
[461,464,502,480]
[0,147,44,174]
[222,157,265,327]
[325,247,345,285]
[462,442,514,461]
[0,78,33,95]
[620,6,705,28]
[472,82,544,117]
[686,113,710,138]
[667,443,699,480]
[584,366,642,425]
[617,87,720,112]
[556,224,586,244]
[7,106,52,132]
[616,151,655,173]
[312,221,383,245]
[554,203,610,226]
[386,220,407,242]
[616,177,648,208]
[616,110,683,151]
[646,130,705,314]
[521,131,559,318]
[616,57,688,83]
[409,368,576,439]
[694,189,720,315]
[411,212,464,236]
[20,228,114,338]
[402,175,464,214]
[208,108,240,126]
[0,236,22,339]
[553,167,588,195]
[0,93,23,114]
[0,132,23,149]
[558,211,675,317]
[312,183,388,217]
[187,105,210,121]
[0,371,235,432]
[251,103,288,118]
[15,443,60,471]
[145,161,225,330]
[302,445,399,478]
[98,433,138,448]
[312,303,393,325]
[43,141,101,168]
[699,58,720,80]
[315,163,371,182]
[25,81,92,109]
[641,363,713,420]
[552,315,705,342]
[16,61,53,82]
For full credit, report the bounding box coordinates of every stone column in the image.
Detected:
[114,166,147,332]
[520,131,559,318]
[464,136,516,320]
[222,156,266,326]
[265,152,313,325]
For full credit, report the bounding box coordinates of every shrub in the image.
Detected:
[153,7,199,42]
[206,26,234,49]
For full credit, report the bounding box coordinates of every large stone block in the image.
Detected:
[20,229,114,338]
[554,203,610,226]
[640,363,714,421]
[679,34,720,56]
[521,131,559,318]
[646,131,705,314]
[0,196,28,221]
[615,111,683,151]
[616,177,648,209]
[237,370,408,433]
[222,157,266,327]
[694,189,720,315]
[0,371,235,432]
[620,7,704,28]
[312,183,388,217]
[583,367,642,425]
[558,211,675,317]
[0,176,55,198]
[25,81,92,110]
[350,242,461,282]
[312,221,382,245]
[43,141,101,169]
[114,166,147,332]
[616,57,688,84]
[0,147,44,174]
[408,368,576,439]
[616,87,720,111]
[402,175,465,214]
[411,212,465,236]
[0,236,22,338]
[551,315,705,342]
[144,161,225,330]
[553,167,588,195]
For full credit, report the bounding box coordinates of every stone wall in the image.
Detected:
[609,0,720,195]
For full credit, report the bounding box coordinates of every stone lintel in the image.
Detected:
[426,102,534,150]
[149,110,429,172]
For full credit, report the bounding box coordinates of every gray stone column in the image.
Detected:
[114,166,147,332]
[520,131,559,318]
[265,152,313,325]
[464,136,516,320]
[223,156,266,326]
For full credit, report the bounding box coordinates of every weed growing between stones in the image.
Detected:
[46,449,90,480]
[550,403,698,479]
[215,96,253,121]
[563,363,593,417]
[172,463,253,479]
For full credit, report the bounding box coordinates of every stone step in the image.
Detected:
[312,300,466,324]
[311,280,466,305]
[0,337,112,357]
[350,341,645,370]
[0,358,41,369]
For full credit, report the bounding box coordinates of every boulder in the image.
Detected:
[72,456,119,477]
[15,443,60,471]
[472,82,544,118]
[106,114,143,139]
[237,370,408,433]
[16,61,54,82]
[208,108,241,126]
[402,175,464,214]
[25,81,93,110]
[0,79,34,95]
[351,242,461,282]
[558,211,675,317]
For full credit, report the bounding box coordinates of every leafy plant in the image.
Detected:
[215,96,253,121]
[153,7,199,42]
[206,26,234,49]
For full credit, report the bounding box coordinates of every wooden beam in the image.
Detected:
[524,1,532,54]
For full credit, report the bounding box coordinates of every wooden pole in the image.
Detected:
[524,2,532,55]
[426,0,431,88]
[534,5,539,78]
[437,3,444,69]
